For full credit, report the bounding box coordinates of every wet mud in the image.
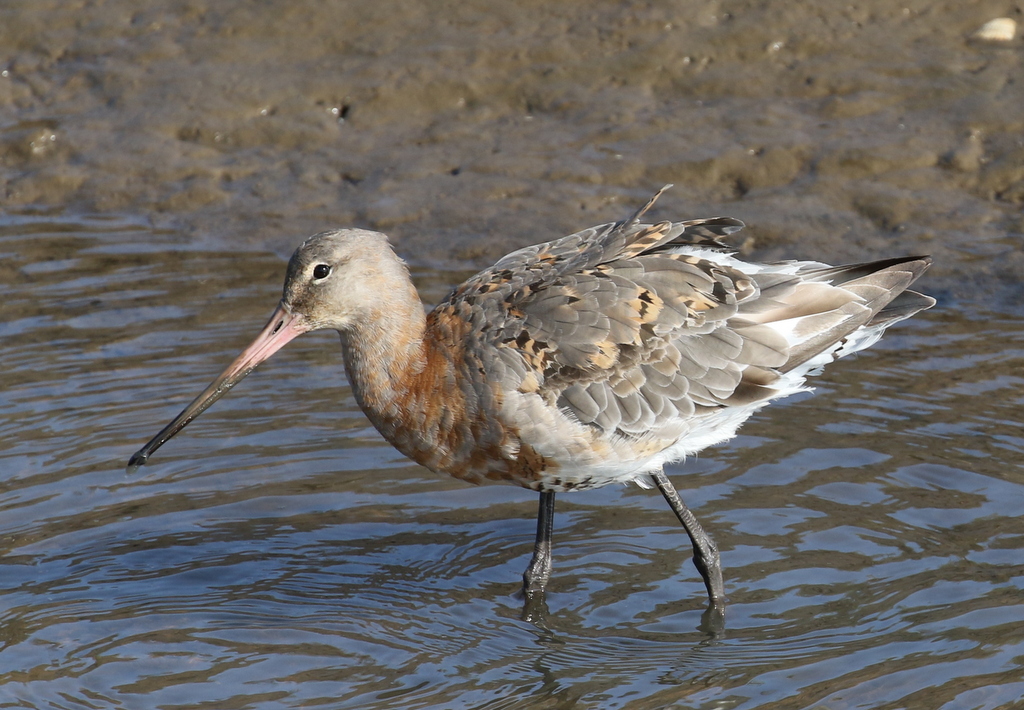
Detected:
[2,0,1022,306]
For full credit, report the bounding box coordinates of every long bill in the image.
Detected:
[126,302,310,473]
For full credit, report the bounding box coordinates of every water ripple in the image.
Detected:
[1,219,1021,708]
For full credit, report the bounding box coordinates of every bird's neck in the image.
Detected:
[339,279,427,402]
[338,285,463,469]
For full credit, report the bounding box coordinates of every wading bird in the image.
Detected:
[128,187,933,617]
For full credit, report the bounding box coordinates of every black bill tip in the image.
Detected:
[126,450,148,475]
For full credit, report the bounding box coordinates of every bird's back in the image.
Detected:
[415,198,933,492]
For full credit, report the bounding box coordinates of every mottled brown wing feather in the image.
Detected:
[432,212,775,441]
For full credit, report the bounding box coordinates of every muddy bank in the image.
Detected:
[1,0,1022,305]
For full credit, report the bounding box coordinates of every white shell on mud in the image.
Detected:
[972,18,1017,41]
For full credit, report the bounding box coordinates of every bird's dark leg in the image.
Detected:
[523,490,556,596]
[650,470,726,610]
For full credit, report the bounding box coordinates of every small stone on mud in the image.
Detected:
[972,18,1016,42]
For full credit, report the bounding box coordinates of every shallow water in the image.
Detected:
[2,217,1021,709]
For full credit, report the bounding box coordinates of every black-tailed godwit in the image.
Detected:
[128,187,934,615]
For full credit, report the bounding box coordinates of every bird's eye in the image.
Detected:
[313,264,332,280]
